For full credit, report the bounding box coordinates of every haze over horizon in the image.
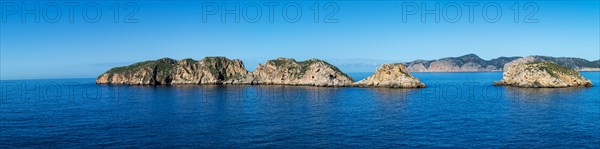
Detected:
[1,1,599,80]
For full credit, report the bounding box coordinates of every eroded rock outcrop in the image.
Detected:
[251,58,354,86]
[355,63,426,88]
[96,57,253,85]
[493,62,592,88]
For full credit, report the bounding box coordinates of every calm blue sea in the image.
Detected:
[1,72,599,148]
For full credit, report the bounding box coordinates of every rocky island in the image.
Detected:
[355,63,426,88]
[493,62,592,88]
[251,58,354,87]
[96,57,253,85]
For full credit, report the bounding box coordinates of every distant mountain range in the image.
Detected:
[403,54,600,72]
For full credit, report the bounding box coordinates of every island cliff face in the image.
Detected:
[493,62,592,88]
[96,58,177,85]
[169,57,253,84]
[96,57,252,85]
[355,63,426,88]
[251,58,354,87]
[97,57,354,87]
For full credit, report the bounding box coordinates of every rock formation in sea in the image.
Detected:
[493,62,592,88]
[96,57,253,85]
[251,58,354,87]
[403,54,600,72]
[355,63,426,88]
[97,55,598,87]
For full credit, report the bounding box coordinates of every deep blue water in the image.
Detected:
[1,72,599,148]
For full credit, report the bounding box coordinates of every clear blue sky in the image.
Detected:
[1,1,599,80]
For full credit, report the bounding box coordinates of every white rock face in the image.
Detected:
[494,62,592,88]
[355,63,426,88]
